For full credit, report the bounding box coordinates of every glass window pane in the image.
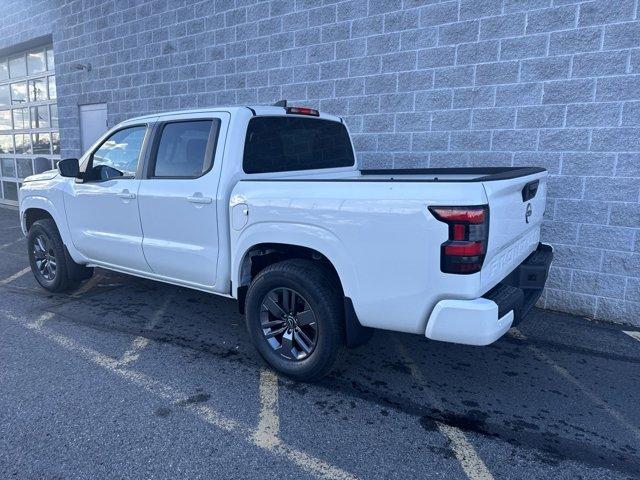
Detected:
[27,50,46,75]
[46,48,54,71]
[50,104,58,128]
[0,134,13,153]
[30,106,49,128]
[10,82,27,104]
[243,117,355,174]
[13,108,29,129]
[92,126,146,177]
[16,157,33,178]
[28,79,47,102]
[0,85,9,107]
[8,54,26,78]
[32,133,51,154]
[0,110,11,130]
[14,134,30,154]
[2,181,18,201]
[34,157,52,174]
[153,121,213,177]
[1,158,15,177]
[51,132,60,154]
[48,76,56,99]
[0,58,8,81]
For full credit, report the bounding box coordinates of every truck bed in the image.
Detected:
[359,167,546,182]
[242,166,547,183]
[231,166,548,334]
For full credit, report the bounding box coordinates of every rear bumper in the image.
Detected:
[425,243,553,346]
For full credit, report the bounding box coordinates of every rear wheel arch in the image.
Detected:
[237,243,344,306]
[236,242,373,349]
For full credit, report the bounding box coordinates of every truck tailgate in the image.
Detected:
[480,170,548,291]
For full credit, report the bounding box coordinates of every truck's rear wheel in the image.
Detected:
[245,259,344,381]
[27,219,92,293]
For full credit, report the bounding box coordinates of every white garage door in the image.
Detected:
[0,44,58,205]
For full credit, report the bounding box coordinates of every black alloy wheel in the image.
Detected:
[32,233,57,281]
[260,287,318,361]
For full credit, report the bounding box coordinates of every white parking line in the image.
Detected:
[623,330,640,343]
[396,341,494,480]
[511,328,640,441]
[116,293,174,367]
[117,336,151,367]
[0,267,31,286]
[252,367,358,479]
[10,310,358,480]
[253,368,280,448]
[32,311,54,329]
[0,238,23,250]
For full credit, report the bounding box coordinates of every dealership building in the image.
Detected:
[0,0,638,323]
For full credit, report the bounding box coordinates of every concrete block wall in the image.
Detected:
[0,0,638,324]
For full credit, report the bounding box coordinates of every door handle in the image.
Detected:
[117,190,136,200]
[187,195,213,204]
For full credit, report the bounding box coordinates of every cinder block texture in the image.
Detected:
[0,0,638,323]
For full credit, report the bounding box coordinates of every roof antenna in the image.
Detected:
[273,100,287,107]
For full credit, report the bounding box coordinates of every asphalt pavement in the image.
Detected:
[0,205,639,479]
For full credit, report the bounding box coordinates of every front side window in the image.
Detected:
[90,126,146,179]
[243,117,355,174]
[151,120,216,178]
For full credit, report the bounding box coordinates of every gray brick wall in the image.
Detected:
[0,0,638,324]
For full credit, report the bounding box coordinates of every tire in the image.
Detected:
[245,259,345,381]
[27,219,91,292]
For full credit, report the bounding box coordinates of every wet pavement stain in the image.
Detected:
[155,407,172,417]
[176,393,211,406]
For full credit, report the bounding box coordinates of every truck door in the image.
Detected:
[137,112,229,287]
[64,124,152,272]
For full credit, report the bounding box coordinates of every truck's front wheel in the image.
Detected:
[27,219,92,293]
[245,259,344,381]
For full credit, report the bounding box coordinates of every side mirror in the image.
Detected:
[58,158,80,178]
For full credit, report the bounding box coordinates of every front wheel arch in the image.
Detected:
[24,207,53,232]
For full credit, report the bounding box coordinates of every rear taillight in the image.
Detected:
[429,205,489,275]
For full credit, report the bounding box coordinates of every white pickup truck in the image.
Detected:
[19,103,552,380]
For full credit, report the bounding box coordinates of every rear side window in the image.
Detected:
[243,117,355,174]
[151,120,218,178]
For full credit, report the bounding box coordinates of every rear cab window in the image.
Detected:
[243,116,355,174]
